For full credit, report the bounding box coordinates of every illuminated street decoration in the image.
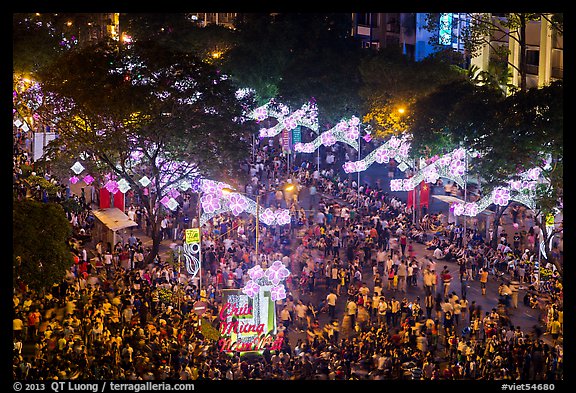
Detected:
[70,161,85,174]
[342,134,412,173]
[248,99,319,138]
[218,262,290,353]
[294,116,361,153]
[197,179,291,226]
[450,167,542,217]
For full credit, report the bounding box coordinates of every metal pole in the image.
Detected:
[357,133,361,208]
[256,194,260,260]
[198,192,202,298]
[463,150,468,247]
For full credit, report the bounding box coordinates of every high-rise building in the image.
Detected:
[352,12,563,90]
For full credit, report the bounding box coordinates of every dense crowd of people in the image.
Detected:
[13,124,563,381]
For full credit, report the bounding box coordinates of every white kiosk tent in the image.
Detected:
[91,207,138,248]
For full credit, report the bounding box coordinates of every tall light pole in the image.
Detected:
[223,184,294,263]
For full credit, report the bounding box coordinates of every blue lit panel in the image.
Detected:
[439,13,453,45]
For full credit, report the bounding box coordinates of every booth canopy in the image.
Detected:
[92,207,138,232]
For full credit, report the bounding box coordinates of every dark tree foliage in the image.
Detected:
[13,200,75,292]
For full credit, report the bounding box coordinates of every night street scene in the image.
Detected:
[12,12,565,387]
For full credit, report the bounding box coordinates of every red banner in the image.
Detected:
[420,181,430,209]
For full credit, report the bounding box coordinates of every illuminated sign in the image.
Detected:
[218,289,283,353]
[439,13,453,45]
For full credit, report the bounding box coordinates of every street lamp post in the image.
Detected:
[222,184,294,263]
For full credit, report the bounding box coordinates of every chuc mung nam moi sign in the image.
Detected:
[218,261,290,354]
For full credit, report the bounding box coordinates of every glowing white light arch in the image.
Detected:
[342,134,412,173]
[294,115,361,153]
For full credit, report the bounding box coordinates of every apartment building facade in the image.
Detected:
[351,12,563,90]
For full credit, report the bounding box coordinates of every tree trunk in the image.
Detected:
[490,204,507,250]
[519,14,528,92]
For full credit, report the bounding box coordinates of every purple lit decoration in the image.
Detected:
[363,133,372,143]
[274,209,291,226]
[227,193,249,216]
[104,180,119,194]
[69,176,79,184]
[168,188,181,199]
[259,208,277,226]
[265,261,291,286]
[492,187,511,206]
[242,280,261,298]
[242,261,291,301]
[375,148,391,164]
[159,195,171,207]
[200,193,222,214]
[270,285,287,301]
[320,131,337,146]
[83,174,94,185]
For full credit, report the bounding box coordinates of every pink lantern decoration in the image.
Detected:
[83,174,94,185]
[104,180,119,194]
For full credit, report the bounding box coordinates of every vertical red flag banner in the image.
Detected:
[113,191,125,212]
[407,187,414,209]
[420,181,430,209]
[99,188,111,209]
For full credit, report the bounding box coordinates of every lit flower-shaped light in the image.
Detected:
[242,280,261,298]
[228,194,248,216]
[259,208,276,225]
[389,136,401,149]
[259,128,271,138]
[423,167,440,184]
[453,202,465,216]
[363,133,372,143]
[302,143,316,153]
[526,167,541,181]
[335,120,348,133]
[294,142,305,152]
[105,180,119,194]
[69,176,79,184]
[83,174,94,185]
[449,159,466,176]
[375,148,391,164]
[321,131,336,146]
[390,179,404,192]
[252,106,268,121]
[437,154,452,167]
[343,161,357,173]
[344,125,359,141]
[398,142,410,157]
[355,161,367,172]
[275,209,291,226]
[492,187,511,206]
[248,265,265,281]
[283,116,297,131]
[509,180,523,191]
[403,178,415,191]
[270,285,287,301]
[452,148,466,161]
[349,116,360,126]
[464,203,479,217]
[265,261,291,286]
[201,180,222,195]
[201,193,222,214]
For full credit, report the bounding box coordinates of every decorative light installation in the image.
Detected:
[248,99,319,138]
[294,116,361,153]
[243,261,290,301]
[451,166,542,217]
[70,161,85,175]
[197,179,291,227]
[342,134,412,173]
